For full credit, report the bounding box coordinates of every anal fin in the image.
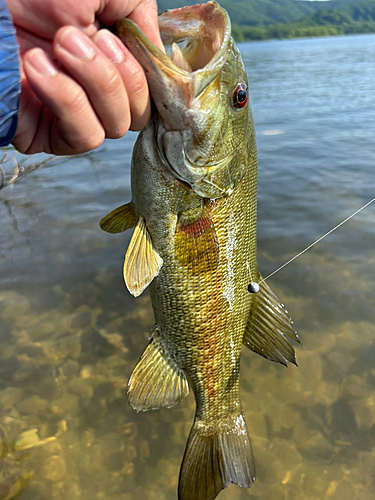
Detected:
[243,277,301,366]
[127,326,189,412]
[100,202,138,233]
[124,217,163,297]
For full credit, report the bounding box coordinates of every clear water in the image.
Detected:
[0,34,375,500]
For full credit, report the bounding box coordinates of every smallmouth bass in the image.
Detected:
[101,2,300,499]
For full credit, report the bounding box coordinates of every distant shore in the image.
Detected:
[232,22,375,41]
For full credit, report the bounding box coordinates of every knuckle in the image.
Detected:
[127,65,148,100]
[129,114,150,132]
[62,85,88,114]
[84,128,105,150]
[102,67,123,96]
[105,117,130,139]
[75,129,105,153]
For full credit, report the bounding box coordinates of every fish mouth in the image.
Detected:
[116,1,231,131]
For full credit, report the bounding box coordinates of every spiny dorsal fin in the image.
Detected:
[243,277,301,366]
[127,326,189,412]
[179,413,255,500]
[124,217,163,297]
[100,202,138,234]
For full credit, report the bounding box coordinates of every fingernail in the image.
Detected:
[60,28,95,60]
[95,31,124,64]
[28,49,58,76]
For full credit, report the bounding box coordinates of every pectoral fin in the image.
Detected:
[100,202,138,234]
[243,278,301,366]
[128,326,189,411]
[124,217,163,297]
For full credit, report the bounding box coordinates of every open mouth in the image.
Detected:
[116,1,231,117]
[158,2,230,80]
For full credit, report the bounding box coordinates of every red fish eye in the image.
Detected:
[233,84,248,109]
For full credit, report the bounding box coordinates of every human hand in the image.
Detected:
[7,0,163,155]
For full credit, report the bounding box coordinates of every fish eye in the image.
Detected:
[232,83,248,109]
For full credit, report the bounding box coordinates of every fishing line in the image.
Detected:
[259,196,375,285]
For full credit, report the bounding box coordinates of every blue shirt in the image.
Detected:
[0,0,20,147]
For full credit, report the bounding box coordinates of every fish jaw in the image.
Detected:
[116,2,230,127]
[116,17,194,131]
[116,2,242,198]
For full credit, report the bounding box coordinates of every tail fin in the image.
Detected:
[178,413,255,500]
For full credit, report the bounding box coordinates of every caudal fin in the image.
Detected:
[178,413,256,500]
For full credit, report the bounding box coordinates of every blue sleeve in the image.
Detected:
[0,0,20,147]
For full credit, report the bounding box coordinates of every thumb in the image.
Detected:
[97,0,164,51]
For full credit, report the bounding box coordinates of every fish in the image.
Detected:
[100,2,300,499]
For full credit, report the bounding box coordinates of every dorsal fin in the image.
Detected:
[128,326,189,411]
[124,217,163,297]
[243,277,301,366]
[100,202,138,233]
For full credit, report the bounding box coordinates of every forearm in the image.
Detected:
[0,0,21,147]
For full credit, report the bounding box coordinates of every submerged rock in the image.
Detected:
[41,455,67,481]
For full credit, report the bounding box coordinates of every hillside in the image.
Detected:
[157,0,324,26]
[234,0,375,39]
[157,0,375,40]
[303,0,375,25]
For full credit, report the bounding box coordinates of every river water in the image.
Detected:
[0,34,374,500]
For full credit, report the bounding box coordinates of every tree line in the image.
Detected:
[232,0,375,40]
[157,0,375,42]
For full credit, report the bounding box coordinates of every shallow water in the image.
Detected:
[0,34,375,500]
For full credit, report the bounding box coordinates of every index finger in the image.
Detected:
[97,0,164,51]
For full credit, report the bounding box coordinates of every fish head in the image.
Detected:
[117,1,255,199]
